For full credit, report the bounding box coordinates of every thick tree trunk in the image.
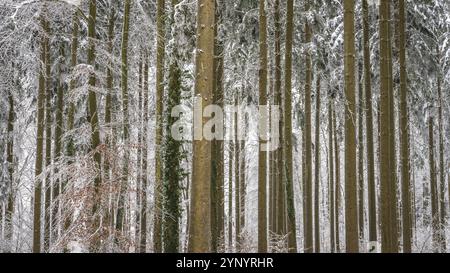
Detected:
[188,0,215,253]
[211,0,225,252]
[379,0,398,253]
[343,0,359,253]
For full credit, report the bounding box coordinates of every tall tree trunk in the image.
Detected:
[234,94,241,250]
[43,14,52,252]
[239,134,246,238]
[379,0,398,253]
[333,104,341,253]
[140,55,149,253]
[328,97,335,253]
[63,11,79,246]
[357,57,365,242]
[314,73,321,253]
[273,0,282,241]
[398,0,412,253]
[211,0,225,252]
[115,0,132,245]
[153,0,165,253]
[436,47,446,252]
[6,64,15,248]
[257,0,268,253]
[228,127,233,251]
[104,4,116,241]
[86,0,103,252]
[33,10,48,254]
[163,1,184,252]
[135,57,143,252]
[429,118,440,252]
[362,0,377,248]
[387,4,399,253]
[188,0,215,253]
[304,0,313,254]
[51,44,65,246]
[284,0,297,253]
[343,0,359,253]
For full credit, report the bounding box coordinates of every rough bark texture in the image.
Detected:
[343,0,359,253]
[188,0,215,253]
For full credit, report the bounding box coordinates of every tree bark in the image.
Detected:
[258,0,268,253]
[304,0,313,253]
[343,0,359,253]
[153,0,166,253]
[398,0,412,253]
[362,0,377,247]
[188,0,215,253]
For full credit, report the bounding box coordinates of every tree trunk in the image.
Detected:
[257,0,268,253]
[188,0,215,253]
[43,14,52,252]
[304,0,313,253]
[343,0,359,253]
[211,0,225,252]
[86,0,103,252]
[328,97,335,253]
[333,104,341,253]
[314,73,321,253]
[63,11,79,246]
[6,63,15,248]
[234,94,241,250]
[398,0,412,253]
[284,0,297,253]
[362,0,377,248]
[115,0,132,245]
[436,47,446,252]
[33,10,47,254]
[357,56,365,243]
[140,55,149,253]
[429,118,440,252]
[153,0,165,253]
[51,44,65,246]
[379,0,398,253]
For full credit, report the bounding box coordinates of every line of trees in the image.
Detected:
[0,0,449,253]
